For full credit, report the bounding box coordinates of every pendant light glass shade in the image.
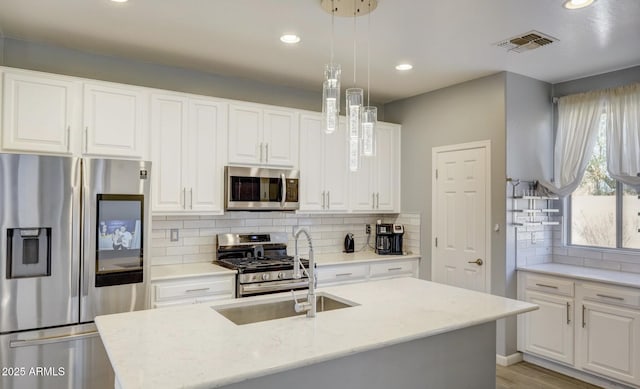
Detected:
[361,106,377,157]
[346,88,363,139]
[322,64,341,134]
[349,137,360,172]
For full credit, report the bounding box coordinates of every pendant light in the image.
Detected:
[346,0,363,172]
[360,0,377,157]
[322,0,340,134]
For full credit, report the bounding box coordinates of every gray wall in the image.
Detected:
[0,37,322,111]
[504,73,553,355]
[553,65,640,97]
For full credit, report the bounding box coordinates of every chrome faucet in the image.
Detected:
[292,228,316,318]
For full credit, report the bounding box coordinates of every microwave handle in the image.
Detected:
[280,173,287,208]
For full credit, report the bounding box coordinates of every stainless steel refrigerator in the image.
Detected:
[0,154,151,389]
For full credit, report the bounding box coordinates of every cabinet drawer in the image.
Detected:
[525,274,574,297]
[370,261,415,278]
[154,278,233,301]
[317,264,369,284]
[581,283,640,309]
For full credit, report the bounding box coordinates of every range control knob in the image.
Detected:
[277,272,286,280]
[261,273,271,281]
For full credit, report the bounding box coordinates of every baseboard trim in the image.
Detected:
[523,353,635,389]
[496,352,523,366]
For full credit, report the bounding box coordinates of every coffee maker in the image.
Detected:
[375,223,404,255]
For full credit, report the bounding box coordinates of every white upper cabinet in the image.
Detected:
[83,82,147,158]
[150,93,226,214]
[228,103,298,167]
[1,69,79,154]
[299,113,348,212]
[349,122,401,213]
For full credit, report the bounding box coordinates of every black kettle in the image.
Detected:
[344,233,355,253]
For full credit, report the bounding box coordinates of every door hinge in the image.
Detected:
[435,237,438,247]
[435,169,438,179]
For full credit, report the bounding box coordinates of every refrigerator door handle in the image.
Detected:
[10,331,99,348]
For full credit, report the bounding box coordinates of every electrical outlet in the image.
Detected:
[170,229,179,242]
[365,224,371,235]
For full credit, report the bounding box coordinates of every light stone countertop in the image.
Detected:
[151,262,236,281]
[518,263,640,288]
[96,277,536,389]
[150,252,420,282]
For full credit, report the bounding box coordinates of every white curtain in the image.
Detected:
[605,83,640,191]
[542,91,605,197]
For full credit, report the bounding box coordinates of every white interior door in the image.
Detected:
[432,141,490,293]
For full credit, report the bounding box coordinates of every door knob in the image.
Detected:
[468,258,483,266]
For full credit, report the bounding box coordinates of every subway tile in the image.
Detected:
[166,246,200,256]
[182,253,215,263]
[535,247,552,256]
[151,246,167,257]
[183,220,217,229]
[322,217,344,224]
[179,229,201,237]
[151,238,182,248]
[151,229,166,239]
[198,245,216,254]
[152,220,183,229]
[552,247,568,256]
[602,251,640,264]
[553,255,584,266]
[151,255,183,266]
[183,236,215,246]
[152,216,167,221]
[621,262,640,274]
[166,215,200,221]
[199,228,231,237]
[567,247,603,261]
[583,258,621,271]
[245,218,274,227]
[215,219,245,228]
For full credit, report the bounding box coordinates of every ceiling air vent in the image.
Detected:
[495,30,558,53]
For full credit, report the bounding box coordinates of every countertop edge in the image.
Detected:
[517,263,640,288]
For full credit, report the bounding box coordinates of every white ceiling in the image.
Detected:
[0,0,639,103]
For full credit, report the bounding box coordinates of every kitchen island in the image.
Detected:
[96,277,536,389]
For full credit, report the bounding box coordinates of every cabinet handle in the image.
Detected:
[259,142,264,162]
[182,188,186,209]
[265,143,269,163]
[566,302,571,324]
[336,273,353,277]
[376,192,380,209]
[190,188,193,209]
[84,127,88,152]
[535,283,559,289]
[582,304,586,328]
[388,267,402,271]
[596,293,624,301]
[321,191,326,209]
[66,125,71,152]
[372,193,376,209]
[327,191,330,209]
[185,288,210,293]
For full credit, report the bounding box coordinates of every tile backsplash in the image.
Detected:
[151,212,421,266]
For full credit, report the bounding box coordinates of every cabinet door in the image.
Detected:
[578,301,640,386]
[83,83,145,158]
[228,104,261,164]
[150,94,188,212]
[185,99,225,213]
[523,290,574,365]
[299,113,325,211]
[263,109,298,167]
[2,71,77,154]
[349,153,375,211]
[374,123,400,212]
[323,118,349,211]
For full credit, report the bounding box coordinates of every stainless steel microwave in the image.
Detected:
[224,166,300,211]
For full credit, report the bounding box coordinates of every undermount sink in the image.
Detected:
[213,293,358,325]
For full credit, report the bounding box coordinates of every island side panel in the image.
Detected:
[220,322,496,389]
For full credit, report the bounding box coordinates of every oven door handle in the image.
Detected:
[240,280,309,295]
[280,173,287,208]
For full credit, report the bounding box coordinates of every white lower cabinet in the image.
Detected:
[151,275,235,308]
[317,258,419,287]
[519,271,640,387]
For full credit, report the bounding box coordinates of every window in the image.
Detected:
[570,116,640,250]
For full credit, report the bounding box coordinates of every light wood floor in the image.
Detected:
[496,362,602,389]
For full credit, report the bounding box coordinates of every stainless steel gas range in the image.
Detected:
[215,233,310,297]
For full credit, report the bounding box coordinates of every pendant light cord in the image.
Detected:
[330,0,335,65]
[367,1,371,106]
[352,0,357,86]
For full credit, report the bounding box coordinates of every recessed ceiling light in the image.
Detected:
[395,64,413,71]
[110,0,128,3]
[563,0,596,9]
[280,34,301,44]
